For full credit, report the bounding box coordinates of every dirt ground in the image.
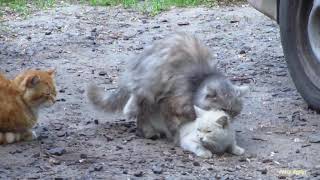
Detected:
[0,3,320,179]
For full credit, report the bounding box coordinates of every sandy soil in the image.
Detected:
[0,3,319,179]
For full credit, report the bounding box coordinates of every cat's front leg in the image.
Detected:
[164,96,196,135]
[180,137,212,158]
[228,143,245,156]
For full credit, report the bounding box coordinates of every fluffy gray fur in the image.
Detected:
[87,32,248,139]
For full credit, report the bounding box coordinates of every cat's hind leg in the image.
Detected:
[124,95,159,139]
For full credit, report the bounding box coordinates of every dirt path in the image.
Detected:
[0,3,319,179]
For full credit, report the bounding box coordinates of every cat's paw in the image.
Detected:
[230,145,245,156]
[196,149,213,158]
[143,130,161,140]
[0,132,18,144]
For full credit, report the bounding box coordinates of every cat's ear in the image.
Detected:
[47,69,55,76]
[235,85,249,97]
[26,75,40,88]
[194,105,206,117]
[216,116,229,129]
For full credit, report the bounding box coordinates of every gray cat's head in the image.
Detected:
[195,76,249,117]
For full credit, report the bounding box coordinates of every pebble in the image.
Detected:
[49,157,61,165]
[309,134,320,143]
[257,168,268,174]
[152,165,163,174]
[57,131,67,137]
[98,71,108,76]
[48,147,66,156]
[177,22,190,26]
[262,159,273,163]
[93,164,103,171]
[80,154,88,159]
[45,31,52,35]
[133,171,143,177]
[193,162,200,166]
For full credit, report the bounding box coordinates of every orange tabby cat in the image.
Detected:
[0,69,57,144]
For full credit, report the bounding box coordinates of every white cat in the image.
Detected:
[148,105,244,158]
[178,106,244,158]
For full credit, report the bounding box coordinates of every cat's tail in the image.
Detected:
[87,84,130,113]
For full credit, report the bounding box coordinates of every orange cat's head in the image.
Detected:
[14,69,57,108]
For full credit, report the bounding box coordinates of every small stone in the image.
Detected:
[98,71,108,76]
[123,36,130,40]
[278,175,286,179]
[239,50,246,54]
[296,149,300,153]
[309,134,320,143]
[94,165,103,171]
[152,25,160,29]
[177,22,190,26]
[32,153,40,158]
[152,165,163,174]
[57,131,67,137]
[258,168,267,174]
[262,159,273,163]
[238,157,247,162]
[49,157,61,165]
[230,20,239,23]
[104,135,113,141]
[80,154,88,159]
[134,46,144,50]
[133,171,143,177]
[116,146,123,150]
[45,31,52,35]
[48,147,66,156]
[193,162,200,166]
[94,119,99,125]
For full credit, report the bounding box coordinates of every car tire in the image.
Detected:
[279,0,320,110]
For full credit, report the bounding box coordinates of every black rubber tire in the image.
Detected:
[279,0,320,110]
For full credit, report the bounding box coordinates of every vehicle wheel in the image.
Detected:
[279,0,320,110]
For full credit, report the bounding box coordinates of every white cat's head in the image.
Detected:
[194,106,233,154]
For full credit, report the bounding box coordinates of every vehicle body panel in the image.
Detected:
[247,0,278,21]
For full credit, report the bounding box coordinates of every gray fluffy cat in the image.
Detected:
[88,33,248,139]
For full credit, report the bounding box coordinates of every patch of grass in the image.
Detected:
[88,0,137,8]
[0,0,56,17]
[148,0,209,15]
[86,0,223,15]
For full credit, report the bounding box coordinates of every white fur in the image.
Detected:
[178,106,244,158]
[5,132,15,144]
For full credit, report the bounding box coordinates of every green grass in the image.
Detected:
[87,0,219,15]
[0,0,56,17]
[88,0,136,8]
[0,0,244,18]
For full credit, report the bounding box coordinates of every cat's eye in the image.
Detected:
[205,94,216,100]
